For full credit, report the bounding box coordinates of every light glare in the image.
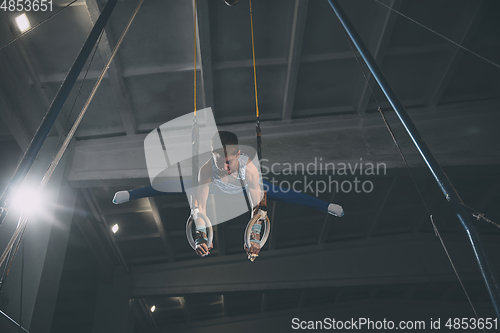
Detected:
[11,187,42,214]
[16,14,30,32]
[112,224,119,233]
[150,305,156,313]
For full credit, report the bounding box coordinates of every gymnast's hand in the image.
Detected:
[195,242,213,257]
[244,241,261,257]
[195,230,212,257]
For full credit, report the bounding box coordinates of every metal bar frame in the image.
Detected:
[327,0,500,319]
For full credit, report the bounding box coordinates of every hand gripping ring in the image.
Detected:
[244,209,271,256]
[186,211,213,251]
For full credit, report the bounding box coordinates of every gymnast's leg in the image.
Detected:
[112,180,190,204]
[263,180,343,217]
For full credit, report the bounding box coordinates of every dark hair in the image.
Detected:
[212,131,239,155]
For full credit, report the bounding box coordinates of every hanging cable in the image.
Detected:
[192,0,200,198]
[194,0,198,116]
[249,0,260,120]
[340,24,484,327]
[0,0,78,52]
[373,0,500,70]
[249,0,264,169]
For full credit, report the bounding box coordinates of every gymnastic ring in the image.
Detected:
[186,212,213,251]
[244,209,271,251]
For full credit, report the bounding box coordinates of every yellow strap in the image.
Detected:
[249,0,259,118]
[193,0,197,115]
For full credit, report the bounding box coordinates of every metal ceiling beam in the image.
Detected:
[115,232,161,242]
[213,58,287,70]
[423,1,486,107]
[300,44,449,63]
[35,41,487,85]
[281,0,308,120]
[67,100,500,188]
[132,234,500,296]
[85,0,138,135]
[148,197,175,262]
[352,0,400,114]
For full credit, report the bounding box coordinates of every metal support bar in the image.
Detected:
[0,0,118,225]
[0,309,30,333]
[327,0,500,319]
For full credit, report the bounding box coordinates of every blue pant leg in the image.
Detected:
[128,179,191,200]
[263,180,329,213]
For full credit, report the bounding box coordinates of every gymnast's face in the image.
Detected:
[212,148,240,175]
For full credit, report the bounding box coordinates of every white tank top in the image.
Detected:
[211,153,249,194]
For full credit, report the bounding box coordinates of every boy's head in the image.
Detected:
[211,131,240,173]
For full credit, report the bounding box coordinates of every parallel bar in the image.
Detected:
[327,0,500,319]
[353,0,400,114]
[0,0,118,225]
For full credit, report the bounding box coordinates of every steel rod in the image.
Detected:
[327,0,500,319]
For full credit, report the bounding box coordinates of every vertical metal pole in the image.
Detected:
[0,0,119,225]
[327,0,500,319]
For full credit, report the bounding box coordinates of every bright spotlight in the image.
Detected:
[112,224,119,233]
[11,187,43,215]
[150,305,156,313]
[15,14,30,32]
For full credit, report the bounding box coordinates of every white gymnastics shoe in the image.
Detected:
[328,203,344,217]
[113,191,130,204]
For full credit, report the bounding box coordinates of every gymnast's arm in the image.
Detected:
[244,159,264,256]
[245,159,263,214]
[193,161,212,257]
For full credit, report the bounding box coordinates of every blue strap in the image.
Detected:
[195,237,207,245]
[195,226,208,245]
[251,223,262,234]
